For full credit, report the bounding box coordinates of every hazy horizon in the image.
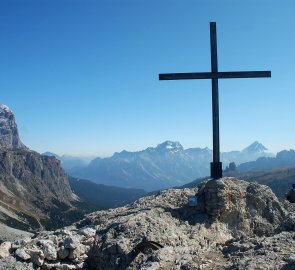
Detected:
[40,139,280,158]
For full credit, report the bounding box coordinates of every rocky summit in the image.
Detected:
[1,177,295,269]
[0,104,26,150]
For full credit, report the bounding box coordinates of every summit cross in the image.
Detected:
[159,22,271,179]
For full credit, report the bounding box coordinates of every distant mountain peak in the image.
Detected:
[243,141,268,153]
[0,104,12,113]
[156,141,184,152]
[0,103,26,149]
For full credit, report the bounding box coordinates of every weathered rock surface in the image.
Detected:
[0,147,81,231]
[0,242,11,259]
[84,177,295,269]
[0,177,295,269]
[0,225,96,269]
[0,104,26,150]
[0,223,33,242]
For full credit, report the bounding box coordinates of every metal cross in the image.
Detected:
[159,22,271,179]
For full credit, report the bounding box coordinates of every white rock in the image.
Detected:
[55,264,77,270]
[42,262,59,270]
[15,248,31,260]
[75,262,87,269]
[79,228,96,238]
[39,240,57,261]
[0,241,11,258]
[82,237,95,246]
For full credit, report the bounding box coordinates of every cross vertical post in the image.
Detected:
[158,22,271,180]
[210,22,222,178]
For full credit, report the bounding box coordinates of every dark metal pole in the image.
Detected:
[210,22,222,178]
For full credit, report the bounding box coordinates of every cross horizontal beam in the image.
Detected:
[159,71,271,80]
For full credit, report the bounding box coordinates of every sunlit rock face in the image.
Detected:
[0,104,26,149]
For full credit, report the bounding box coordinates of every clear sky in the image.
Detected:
[0,0,294,156]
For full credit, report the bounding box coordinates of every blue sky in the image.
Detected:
[0,0,294,156]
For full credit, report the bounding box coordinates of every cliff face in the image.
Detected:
[0,148,80,230]
[0,104,82,231]
[0,105,26,149]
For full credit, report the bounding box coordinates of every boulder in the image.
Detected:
[0,242,11,258]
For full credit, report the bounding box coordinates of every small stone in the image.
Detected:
[15,248,31,260]
[39,240,57,261]
[55,264,77,270]
[64,236,80,249]
[82,237,95,246]
[75,262,87,269]
[21,238,32,245]
[284,254,295,263]
[0,241,11,258]
[30,249,45,266]
[68,244,86,260]
[58,246,70,259]
[71,254,88,264]
[61,230,73,236]
[42,262,59,269]
[79,228,96,238]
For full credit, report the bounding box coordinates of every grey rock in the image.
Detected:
[284,254,295,263]
[29,249,44,266]
[39,240,57,261]
[57,246,70,260]
[64,236,80,249]
[3,177,295,270]
[0,104,26,149]
[79,227,96,238]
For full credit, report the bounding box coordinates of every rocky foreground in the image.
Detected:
[1,177,295,269]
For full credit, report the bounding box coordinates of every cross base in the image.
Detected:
[210,162,222,178]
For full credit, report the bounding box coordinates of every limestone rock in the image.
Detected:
[2,177,295,270]
[0,242,11,258]
[0,104,26,149]
[15,248,31,260]
[197,177,288,236]
[79,227,96,238]
[39,240,57,260]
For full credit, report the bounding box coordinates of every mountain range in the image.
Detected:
[236,149,295,172]
[42,152,93,171]
[63,140,272,191]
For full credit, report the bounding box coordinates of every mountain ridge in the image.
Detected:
[0,104,145,232]
[67,140,272,191]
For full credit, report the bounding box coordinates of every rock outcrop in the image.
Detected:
[0,148,81,231]
[1,177,295,269]
[0,104,26,150]
[0,104,86,232]
[196,178,290,236]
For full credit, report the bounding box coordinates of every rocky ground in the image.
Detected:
[0,223,33,243]
[1,177,295,269]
